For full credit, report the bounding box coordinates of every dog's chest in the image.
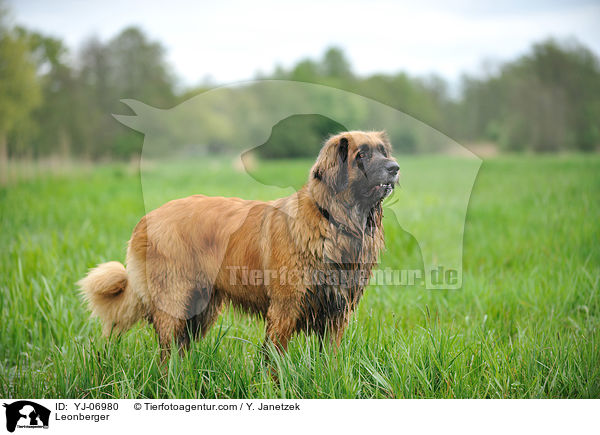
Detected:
[295,263,373,335]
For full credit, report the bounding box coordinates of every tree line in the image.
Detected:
[1,6,599,161]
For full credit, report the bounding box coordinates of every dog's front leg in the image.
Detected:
[262,299,299,355]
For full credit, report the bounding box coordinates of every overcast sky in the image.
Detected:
[9,0,600,87]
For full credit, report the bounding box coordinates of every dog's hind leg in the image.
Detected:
[184,288,224,342]
[151,310,187,364]
[261,301,300,383]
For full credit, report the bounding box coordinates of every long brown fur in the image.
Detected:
[79,131,398,360]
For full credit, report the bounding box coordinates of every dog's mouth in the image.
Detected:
[370,181,395,199]
[354,170,399,204]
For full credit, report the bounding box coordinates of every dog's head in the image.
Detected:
[310,131,399,210]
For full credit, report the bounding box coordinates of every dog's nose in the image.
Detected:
[385,161,399,176]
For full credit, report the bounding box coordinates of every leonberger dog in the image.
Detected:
[79,130,399,360]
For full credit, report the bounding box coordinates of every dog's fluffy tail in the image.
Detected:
[78,261,143,336]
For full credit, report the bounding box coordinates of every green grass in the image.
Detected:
[1,155,599,398]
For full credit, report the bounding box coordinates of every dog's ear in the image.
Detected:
[333,137,349,193]
[313,136,349,194]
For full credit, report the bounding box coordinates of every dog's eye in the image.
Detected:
[378,144,387,157]
[356,151,364,160]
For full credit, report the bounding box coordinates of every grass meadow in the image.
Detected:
[1,155,599,398]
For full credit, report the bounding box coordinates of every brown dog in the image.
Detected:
[79,131,399,359]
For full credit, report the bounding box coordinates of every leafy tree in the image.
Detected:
[107,27,175,108]
[459,38,600,151]
[1,0,599,162]
[0,8,40,178]
[77,27,176,159]
[289,59,320,83]
[15,28,79,158]
[322,47,353,79]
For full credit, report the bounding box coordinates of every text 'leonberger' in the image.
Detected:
[79,131,399,360]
